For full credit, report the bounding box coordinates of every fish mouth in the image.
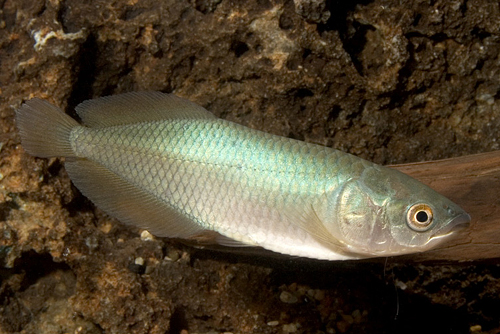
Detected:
[426,213,471,246]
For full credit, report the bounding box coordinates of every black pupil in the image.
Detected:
[416,211,429,223]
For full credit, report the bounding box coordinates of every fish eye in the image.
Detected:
[406,203,434,232]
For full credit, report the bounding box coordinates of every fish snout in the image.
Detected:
[431,212,471,241]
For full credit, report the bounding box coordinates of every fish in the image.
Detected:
[15,91,470,260]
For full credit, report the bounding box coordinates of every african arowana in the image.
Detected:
[15,91,470,260]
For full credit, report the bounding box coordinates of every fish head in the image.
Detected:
[323,165,470,257]
[377,167,470,256]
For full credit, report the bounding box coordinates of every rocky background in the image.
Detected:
[1,0,500,333]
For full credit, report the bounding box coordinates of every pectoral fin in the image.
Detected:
[284,202,352,255]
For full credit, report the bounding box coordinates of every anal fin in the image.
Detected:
[65,158,203,238]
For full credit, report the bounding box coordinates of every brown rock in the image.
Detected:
[1,0,500,333]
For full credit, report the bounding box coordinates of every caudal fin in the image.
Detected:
[15,99,79,158]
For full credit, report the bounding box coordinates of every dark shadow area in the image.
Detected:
[0,252,74,333]
[391,295,469,334]
[170,307,189,334]
[318,0,375,33]
[9,251,71,291]
[66,33,99,118]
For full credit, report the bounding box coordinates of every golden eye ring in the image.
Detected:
[406,203,434,232]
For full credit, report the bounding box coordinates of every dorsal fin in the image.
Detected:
[75,91,216,127]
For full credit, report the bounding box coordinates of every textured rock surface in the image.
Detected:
[1,0,500,333]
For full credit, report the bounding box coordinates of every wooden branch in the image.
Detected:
[390,150,500,261]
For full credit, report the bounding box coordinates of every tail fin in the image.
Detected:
[15,99,80,158]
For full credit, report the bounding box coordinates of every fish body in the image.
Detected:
[15,92,470,260]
